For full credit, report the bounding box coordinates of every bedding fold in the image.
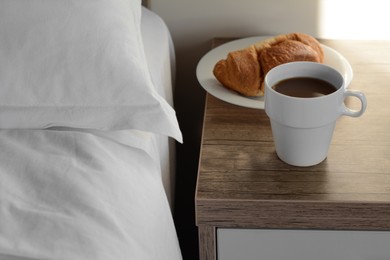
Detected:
[0,129,182,260]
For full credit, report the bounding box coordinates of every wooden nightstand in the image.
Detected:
[195,38,390,260]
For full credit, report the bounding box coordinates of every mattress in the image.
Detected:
[0,6,182,260]
[141,7,177,207]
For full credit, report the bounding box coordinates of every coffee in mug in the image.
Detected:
[272,77,337,98]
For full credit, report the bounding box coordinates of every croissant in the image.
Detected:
[213,33,324,97]
[256,33,324,75]
[213,45,262,97]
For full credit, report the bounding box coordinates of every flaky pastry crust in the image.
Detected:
[213,33,324,97]
[213,45,262,97]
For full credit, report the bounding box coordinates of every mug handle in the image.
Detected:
[342,89,367,117]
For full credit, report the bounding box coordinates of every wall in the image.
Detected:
[149,1,389,259]
[152,0,390,96]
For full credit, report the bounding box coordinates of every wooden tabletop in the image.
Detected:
[195,38,390,232]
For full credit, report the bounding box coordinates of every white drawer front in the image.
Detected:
[217,228,390,260]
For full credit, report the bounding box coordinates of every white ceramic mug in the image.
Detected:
[264,62,367,167]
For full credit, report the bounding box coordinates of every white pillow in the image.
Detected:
[0,0,182,142]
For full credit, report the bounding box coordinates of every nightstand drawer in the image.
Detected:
[218,228,390,260]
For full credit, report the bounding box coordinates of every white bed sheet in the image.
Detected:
[0,7,182,260]
[0,129,182,260]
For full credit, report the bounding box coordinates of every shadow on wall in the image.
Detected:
[172,42,208,260]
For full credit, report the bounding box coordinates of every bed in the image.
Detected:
[0,1,183,259]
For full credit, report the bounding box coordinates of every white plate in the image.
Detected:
[196,36,353,109]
